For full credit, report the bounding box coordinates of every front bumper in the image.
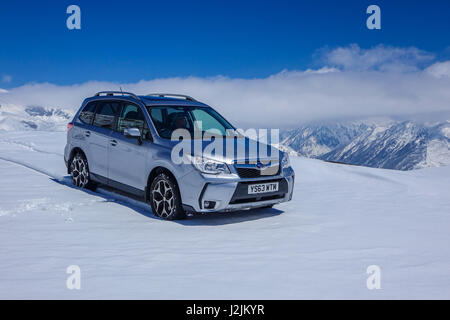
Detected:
[178,166,295,213]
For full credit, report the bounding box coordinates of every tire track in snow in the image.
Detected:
[0,156,153,216]
[0,139,63,156]
[0,155,63,180]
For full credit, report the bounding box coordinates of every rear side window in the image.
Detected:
[78,102,97,125]
[93,102,120,130]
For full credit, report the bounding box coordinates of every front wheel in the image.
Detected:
[150,173,185,220]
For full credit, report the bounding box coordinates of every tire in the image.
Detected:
[261,205,274,209]
[69,152,97,191]
[150,173,185,220]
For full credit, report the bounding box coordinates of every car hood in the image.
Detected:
[163,137,282,164]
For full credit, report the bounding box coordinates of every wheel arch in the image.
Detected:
[146,166,179,201]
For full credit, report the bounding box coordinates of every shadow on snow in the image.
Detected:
[51,176,284,226]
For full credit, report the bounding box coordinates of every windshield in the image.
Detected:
[147,106,237,139]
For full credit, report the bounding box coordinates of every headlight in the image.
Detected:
[281,152,291,169]
[189,155,231,175]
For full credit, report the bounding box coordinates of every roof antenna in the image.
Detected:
[120,86,123,95]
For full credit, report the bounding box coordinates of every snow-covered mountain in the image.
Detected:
[281,120,450,170]
[280,122,371,157]
[0,104,72,132]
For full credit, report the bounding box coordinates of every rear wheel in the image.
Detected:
[70,153,96,190]
[150,173,185,220]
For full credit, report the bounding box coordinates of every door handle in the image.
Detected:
[85,130,91,137]
[110,139,118,146]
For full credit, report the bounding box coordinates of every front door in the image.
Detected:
[108,102,149,191]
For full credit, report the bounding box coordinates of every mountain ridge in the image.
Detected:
[281,119,450,170]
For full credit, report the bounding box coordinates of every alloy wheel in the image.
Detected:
[152,179,174,218]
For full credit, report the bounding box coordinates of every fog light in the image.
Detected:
[203,201,216,209]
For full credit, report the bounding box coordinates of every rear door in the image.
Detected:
[108,102,150,191]
[72,100,97,164]
[89,101,120,180]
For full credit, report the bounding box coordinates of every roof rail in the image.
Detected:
[146,93,197,102]
[95,91,141,101]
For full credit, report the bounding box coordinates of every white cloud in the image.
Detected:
[1,46,450,128]
[322,44,434,72]
[304,67,340,74]
[425,61,450,78]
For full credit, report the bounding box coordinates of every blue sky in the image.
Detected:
[1,0,449,87]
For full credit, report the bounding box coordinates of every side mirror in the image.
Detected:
[124,128,143,145]
[124,127,141,138]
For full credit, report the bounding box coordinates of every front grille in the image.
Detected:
[235,161,280,178]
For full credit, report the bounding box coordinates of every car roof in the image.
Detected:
[84,92,210,108]
[139,96,209,107]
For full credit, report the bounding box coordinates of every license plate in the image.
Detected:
[248,182,279,195]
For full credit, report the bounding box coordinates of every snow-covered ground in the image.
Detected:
[0,131,449,299]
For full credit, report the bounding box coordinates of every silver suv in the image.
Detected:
[64,91,294,220]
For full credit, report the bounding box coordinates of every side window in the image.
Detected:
[93,102,120,130]
[117,103,150,139]
[149,108,163,134]
[78,102,97,125]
